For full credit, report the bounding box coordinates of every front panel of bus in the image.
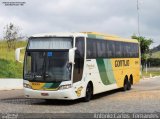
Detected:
[23,36,86,99]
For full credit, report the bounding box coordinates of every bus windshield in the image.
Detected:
[24,37,73,82]
[24,51,72,82]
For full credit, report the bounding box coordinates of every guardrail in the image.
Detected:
[0,79,23,90]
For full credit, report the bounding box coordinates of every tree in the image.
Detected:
[3,23,20,49]
[132,35,153,71]
[131,35,153,60]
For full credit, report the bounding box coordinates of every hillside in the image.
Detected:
[151,44,160,53]
[150,51,160,58]
[0,41,27,78]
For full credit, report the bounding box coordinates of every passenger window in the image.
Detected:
[87,39,97,58]
[115,42,121,58]
[97,40,106,58]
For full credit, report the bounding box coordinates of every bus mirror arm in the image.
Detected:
[69,47,77,64]
[15,47,25,63]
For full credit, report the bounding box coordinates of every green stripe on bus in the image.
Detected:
[105,59,116,83]
[96,36,104,39]
[50,82,61,88]
[44,83,53,88]
[88,34,104,39]
[96,59,111,85]
[88,34,97,38]
[44,82,61,88]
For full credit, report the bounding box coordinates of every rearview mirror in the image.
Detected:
[69,47,77,64]
[15,47,25,63]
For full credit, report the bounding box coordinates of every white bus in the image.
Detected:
[17,32,140,101]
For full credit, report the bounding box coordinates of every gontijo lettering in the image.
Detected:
[115,60,129,67]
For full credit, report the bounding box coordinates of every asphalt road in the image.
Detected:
[0,77,160,114]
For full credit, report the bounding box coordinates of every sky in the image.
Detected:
[0,0,160,48]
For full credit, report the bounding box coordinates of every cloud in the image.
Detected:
[0,0,159,47]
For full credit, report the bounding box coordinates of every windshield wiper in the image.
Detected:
[35,75,43,78]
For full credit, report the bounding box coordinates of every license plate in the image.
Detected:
[41,93,49,96]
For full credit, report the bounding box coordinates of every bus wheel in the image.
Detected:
[84,83,93,102]
[123,78,128,91]
[127,79,132,90]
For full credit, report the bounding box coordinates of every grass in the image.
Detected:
[0,40,27,78]
[0,41,26,61]
[141,70,160,78]
[0,59,23,78]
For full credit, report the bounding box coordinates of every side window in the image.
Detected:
[97,40,106,58]
[128,43,132,57]
[107,41,115,58]
[122,42,129,58]
[136,44,139,57]
[132,43,139,58]
[115,42,122,58]
[105,41,108,58]
[130,43,135,57]
[87,38,97,58]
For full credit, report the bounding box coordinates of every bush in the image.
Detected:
[0,59,23,78]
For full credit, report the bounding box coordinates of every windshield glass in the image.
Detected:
[24,51,72,82]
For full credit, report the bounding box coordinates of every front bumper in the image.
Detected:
[24,88,78,100]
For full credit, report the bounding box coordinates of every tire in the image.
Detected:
[84,83,93,102]
[123,79,128,91]
[127,80,131,90]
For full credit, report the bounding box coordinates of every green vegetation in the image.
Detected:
[141,70,160,78]
[0,40,27,78]
[149,51,160,58]
[132,35,153,61]
[0,59,23,78]
[0,41,26,60]
[151,44,160,52]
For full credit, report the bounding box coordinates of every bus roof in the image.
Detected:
[84,32,138,43]
[31,32,87,38]
[31,32,138,43]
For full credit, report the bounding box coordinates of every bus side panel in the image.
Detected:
[82,59,118,95]
[94,59,118,94]
[82,57,140,96]
[110,58,140,88]
[85,59,106,94]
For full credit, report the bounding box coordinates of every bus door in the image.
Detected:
[73,37,85,83]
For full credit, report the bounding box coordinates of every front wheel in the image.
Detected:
[84,84,93,102]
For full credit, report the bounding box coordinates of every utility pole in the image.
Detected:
[137,0,144,75]
[137,0,140,36]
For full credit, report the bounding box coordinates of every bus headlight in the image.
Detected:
[59,84,72,90]
[23,83,31,89]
